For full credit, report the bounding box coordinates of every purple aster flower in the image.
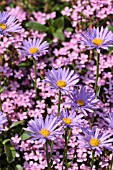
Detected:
[24,115,63,144]
[104,112,113,129]
[60,109,84,128]
[0,111,7,133]
[67,86,98,116]
[78,127,113,156]
[80,27,113,53]
[0,11,21,36]
[44,67,79,94]
[20,38,49,60]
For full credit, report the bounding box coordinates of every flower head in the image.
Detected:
[24,115,62,144]
[0,11,21,36]
[67,86,98,116]
[0,111,7,133]
[20,38,49,60]
[104,112,113,129]
[80,27,113,53]
[60,109,84,127]
[78,127,113,155]
[44,67,79,94]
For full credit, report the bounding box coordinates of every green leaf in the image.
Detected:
[29,75,35,88]
[2,139,11,145]
[49,26,55,34]
[108,26,113,32]
[47,19,55,26]
[16,165,23,170]
[108,47,113,51]
[18,61,31,68]
[26,22,49,32]
[65,27,73,32]
[67,162,71,168]
[9,120,24,129]
[0,77,8,93]
[96,86,101,97]
[0,86,4,93]
[3,140,16,163]
[21,132,30,140]
[53,29,65,41]
[54,17,64,30]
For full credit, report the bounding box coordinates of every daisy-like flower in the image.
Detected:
[44,67,79,94]
[104,112,113,129]
[0,111,7,133]
[0,11,21,36]
[20,38,49,60]
[80,27,113,53]
[60,109,84,128]
[24,115,63,144]
[78,127,113,156]
[67,86,98,116]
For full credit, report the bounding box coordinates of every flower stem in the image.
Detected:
[33,58,38,99]
[50,141,54,166]
[62,129,68,170]
[94,52,100,95]
[45,140,51,170]
[90,150,95,170]
[58,90,61,116]
[65,129,68,170]
[109,154,113,170]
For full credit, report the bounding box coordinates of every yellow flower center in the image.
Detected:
[29,47,38,54]
[76,99,84,106]
[63,117,71,124]
[56,80,66,88]
[89,138,100,147]
[92,38,102,46]
[0,23,6,31]
[39,129,50,137]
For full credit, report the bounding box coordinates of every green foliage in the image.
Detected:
[0,86,4,94]
[108,47,113,52]
[8,121,25,130]
[0,77,8,94]
[53,29,65,41]
[26,16,65,41]
[18,60,32,68]
[16,165,23,170]
[96,86,101,97]
[26,22,49,32]
[53,17,64,31]
[65,27,73,32]
[107,25,113,32]
[21,132,30,140]
[3,139,16,163]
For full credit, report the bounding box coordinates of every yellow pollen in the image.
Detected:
[76,99,84,106]
[92,38,102,46]
[89,138,100,147]
[29,47,38,54]
[63,117,71,125]
[0,23,6,31]
[39,129,50,137]
[56,80,66,88]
